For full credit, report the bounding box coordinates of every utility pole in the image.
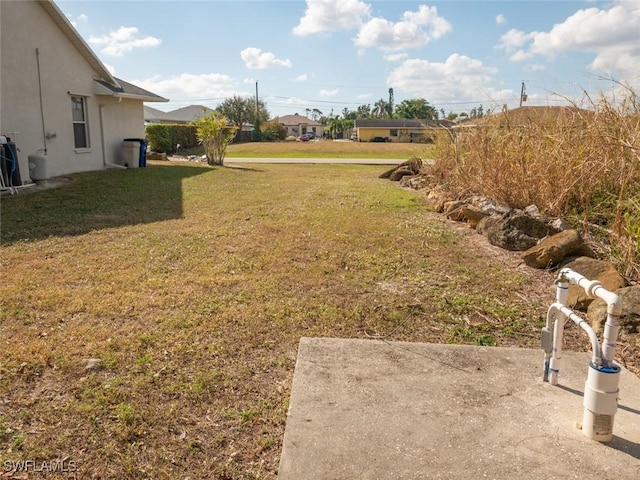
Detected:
[519,81,528,108]
[254,81,261,141]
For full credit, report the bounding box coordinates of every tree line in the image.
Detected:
[168,95,488,164]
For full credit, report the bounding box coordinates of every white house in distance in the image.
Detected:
[144,105,215,125]
[276,114,323,138]
[0,0,167,185]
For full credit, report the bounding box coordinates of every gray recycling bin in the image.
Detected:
[121,138,148,168]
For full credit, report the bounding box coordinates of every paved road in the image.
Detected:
[224,157,404,165]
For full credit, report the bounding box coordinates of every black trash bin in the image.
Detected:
[123,138,148,168]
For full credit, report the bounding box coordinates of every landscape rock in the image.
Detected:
[148,152,168,161]
[425,186,453,213]
[379,157,423,180]
[558,256,627,310]
[548,217,573,232]
[588,285,640,334]
[460,205,490,229]
[521,229,592,269]
[399,174,433,190]
[481,210,551,251]
[523,204,541,217]
[470,196,507,216]
[389,166,415,181]
[84,358,103,372]
[444,200,467,221]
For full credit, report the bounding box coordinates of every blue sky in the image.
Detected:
[58,0,640,119]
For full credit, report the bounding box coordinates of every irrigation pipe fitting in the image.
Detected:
[541,268,621,442]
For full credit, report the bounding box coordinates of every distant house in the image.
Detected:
[144,105,216,125]
[144,105,254,142]
[275,114,324,138]
[0,0,167,185]
[354,119,453,143]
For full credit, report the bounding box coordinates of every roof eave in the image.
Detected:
[119,93,169,102]
[38,0,117,85]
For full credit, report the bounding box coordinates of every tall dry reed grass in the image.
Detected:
[431,83,639,283]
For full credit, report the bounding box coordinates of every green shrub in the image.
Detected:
[145,124,198,154]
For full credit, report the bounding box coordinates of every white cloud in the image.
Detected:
[319,88,339,97]
[383,52,409,62]
[525,64,547,72]
[68,13,88,28]
[357,93,373,100]
[103,63,116,75]
[387,54,512,104]
[294,74,309,82]
[132,73,239,101]
[355,5,452,53]
[509,50,534,62]
[88,26,161,56]
[294,0,371,36]
[495,14,506,26]
[240,47,292,69]
[497,3,640,85]
[496,28,535,53]
[286,97,305,105]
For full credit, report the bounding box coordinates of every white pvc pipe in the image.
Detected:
[560,268,621,367]
[550,303,601,365]
[544,268,622,442]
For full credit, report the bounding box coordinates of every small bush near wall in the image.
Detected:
[146,124,198,153]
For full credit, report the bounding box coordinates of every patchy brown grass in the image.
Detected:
[1,162,635,479]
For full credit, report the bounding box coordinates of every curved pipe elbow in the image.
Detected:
[594,287,622,316]
[559,268,622,316]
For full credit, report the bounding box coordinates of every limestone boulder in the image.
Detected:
[480,211,551,251]
[379,157,423,180]
[521,229,593,269]
[444,200,467,221]
[460,205,490,229]
[389,166,414,181]
[425,186,454,213]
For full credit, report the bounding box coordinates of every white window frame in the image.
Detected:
[71,95,90,151]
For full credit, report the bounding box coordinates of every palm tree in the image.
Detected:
[327,116,344,139]
[373,99,389,118]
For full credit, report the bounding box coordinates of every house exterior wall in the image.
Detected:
[283,124,324,138]
[356,127,391,142]
[356,127,445,143]
[0,1,146,182]
[101,98,145,165]
[1,1,105,181]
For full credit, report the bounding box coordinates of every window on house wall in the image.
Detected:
[71,96,89,149]
[390,129,398,137]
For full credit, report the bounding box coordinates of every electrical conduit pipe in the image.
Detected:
[541,268,622,442]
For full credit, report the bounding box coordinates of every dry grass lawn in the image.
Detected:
[225,139,435,159]
[1,162,636,479]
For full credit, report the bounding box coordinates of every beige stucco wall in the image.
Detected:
[356,127,446,143]
[1,1,145,182]
[101,98,145,166]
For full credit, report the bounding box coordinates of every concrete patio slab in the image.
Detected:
[278,338,640,479]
